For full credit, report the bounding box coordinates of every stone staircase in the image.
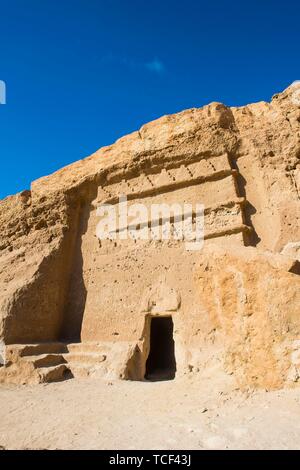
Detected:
[0,341,138,385]
[63,343,108,379]
[3,342,70,384]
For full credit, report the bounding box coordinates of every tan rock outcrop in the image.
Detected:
[0,84,299,388]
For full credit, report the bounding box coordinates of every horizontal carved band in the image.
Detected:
[94,154,233,205]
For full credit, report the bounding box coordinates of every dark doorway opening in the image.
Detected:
[145,316,176,381]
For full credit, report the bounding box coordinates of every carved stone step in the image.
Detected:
[68,363,107,379]
[23,353,66,368]
[64,352,107,365]
[6,343,67,362]
[66,342,114,354]
[38,364,70,383]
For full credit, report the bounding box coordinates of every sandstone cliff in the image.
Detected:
[0,84,299,389]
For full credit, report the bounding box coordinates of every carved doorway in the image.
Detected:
[145,316,176,381]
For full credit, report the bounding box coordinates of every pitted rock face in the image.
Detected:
[0,84,299,388]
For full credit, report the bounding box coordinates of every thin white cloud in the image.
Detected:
[101,54,166,74]
[145,58,165,74]
[0,80,6,104]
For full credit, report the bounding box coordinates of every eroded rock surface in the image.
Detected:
[0,84,299,388]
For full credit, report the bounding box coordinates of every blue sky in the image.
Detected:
[0,0,299,198]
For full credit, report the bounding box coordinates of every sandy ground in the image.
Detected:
[1,374,300,450]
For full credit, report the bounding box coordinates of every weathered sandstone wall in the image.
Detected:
[0,85,299,388]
